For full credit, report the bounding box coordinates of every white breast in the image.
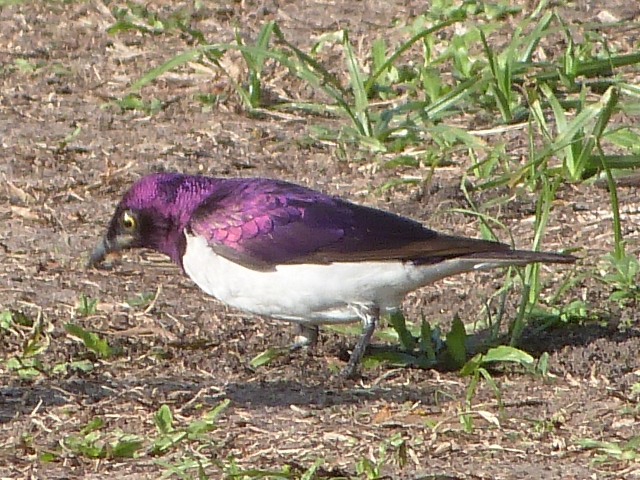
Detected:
[182,232,506,325]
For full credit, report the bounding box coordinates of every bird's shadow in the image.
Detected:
[359,312,640,374]
[0,373,438,424]
[2,314,635,423]
[223,377,434,408]
[516,316,640,357]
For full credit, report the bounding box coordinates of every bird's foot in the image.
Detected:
[340,362,361,379]
[340,303,380,379]
[289,324,319,351]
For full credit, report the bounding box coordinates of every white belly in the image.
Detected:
[182,232,503,325]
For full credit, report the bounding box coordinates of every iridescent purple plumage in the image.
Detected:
[103,173,505,271]
[89,173,576,378]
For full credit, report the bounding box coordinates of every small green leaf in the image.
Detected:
[79,444,105,459]
[110,437,143,458]
[204,399,231,423]
[250,347,287,368]
[51,363,68,375]
[0,310,13,330]
[152,431,187,454]
[12,311,33,327]
[6,357,41,379]
[419,318,437,363]
[462,347,535,375]
[14,58,38,73]
[185,420,212,436]
[537,352,550,376]
[126,292,155,308]
[301,459,324,480]
[579,439,623,456]
[387,311,416,351]
[76,294,98,317]
[64,323,113,359]
[81,418,104,435]
[39,452,58,463]
[70,359,95,373]
[482,346,534,366]
[459,354,482,377]
[446,315,467,368]
[154,405,174,434]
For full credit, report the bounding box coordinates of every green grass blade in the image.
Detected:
[254,21,275,67]
[130,49,204,92]
[519,11,553,62]
[587,154,640,170]
[342,30,371,136]
[536,85,611,180]
[480,30,513,122]
[423,76,483,120]
[271,24,346,95]
[365,18,461,93]
[599,144,625,260]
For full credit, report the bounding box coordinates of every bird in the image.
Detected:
[87,173,576,378]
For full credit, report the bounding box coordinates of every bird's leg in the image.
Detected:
[290,324,319,351]
[342,303,379,379]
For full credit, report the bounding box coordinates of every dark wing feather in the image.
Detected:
[186,179,569,270]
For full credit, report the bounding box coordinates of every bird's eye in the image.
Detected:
[121,211,137,231]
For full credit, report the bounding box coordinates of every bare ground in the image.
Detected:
[1,1,640,479]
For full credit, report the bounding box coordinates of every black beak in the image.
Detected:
[87,237,111,269]
[87,232,137,269]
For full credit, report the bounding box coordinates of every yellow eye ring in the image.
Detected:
[122,211,137,231]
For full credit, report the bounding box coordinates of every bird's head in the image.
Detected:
[87,173,216,268]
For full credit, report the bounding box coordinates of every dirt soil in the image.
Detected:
[1,1,640,479]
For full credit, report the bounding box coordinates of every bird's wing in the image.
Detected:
[186,179,515,271]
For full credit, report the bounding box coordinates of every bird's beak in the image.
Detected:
[87,237,111,268]
[86,234,134,269]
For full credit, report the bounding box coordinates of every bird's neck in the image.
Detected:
[149,179,224,268]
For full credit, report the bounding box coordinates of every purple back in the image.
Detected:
[115,173,507,269]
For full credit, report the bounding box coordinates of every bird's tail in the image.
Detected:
[414,248,576,286]
[462,249,577,268]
